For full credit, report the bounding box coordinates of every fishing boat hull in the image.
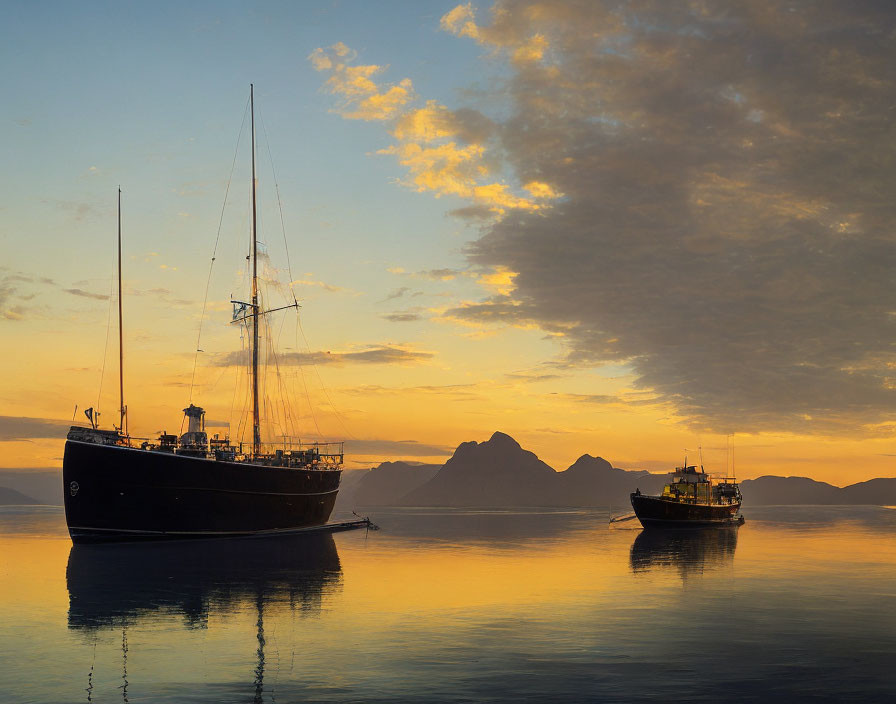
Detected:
[63,439,341,543]
[630,493,742,528]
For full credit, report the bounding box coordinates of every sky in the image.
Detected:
[2,0,895,484]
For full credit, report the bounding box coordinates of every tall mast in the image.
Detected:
[250,85,261,456]
[118,187,126,435]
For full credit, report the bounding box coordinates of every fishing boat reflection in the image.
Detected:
[67,532,342,630]
[629,526,739,576]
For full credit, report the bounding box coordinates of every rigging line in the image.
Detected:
[187,95,251,407]
[227,331,244,441]
[236,330,250,441]
[262,277,298,445]
[293,315,322,438]
[96,234,119,417]
[266,319,285,438]
[261,315,283,443]
[236,322,252,445]
[273,306,299,440]
[242,321,254,445]
[264,395,277,448]
[270,325,295,443]
[205,361,231,396]
[296,313,357,440]
[258,113,297,295]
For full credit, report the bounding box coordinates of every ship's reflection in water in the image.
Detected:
[66,533,342,702]
[629,525,739,577]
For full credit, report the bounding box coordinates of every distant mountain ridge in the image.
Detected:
[354,461,441,506]
[338,432,896,509]
[741,475,896,505]
[0,469,61,505]
[358,431,664,508]
[0,487,41,505]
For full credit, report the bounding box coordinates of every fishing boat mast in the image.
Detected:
[250,84,261,456]
[118,187,127,436]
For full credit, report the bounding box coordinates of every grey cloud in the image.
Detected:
[347,438,453,457]
[446,107,496,144]
[458,0,896,435]
[1,271,97,320]
[332,346,433,364]
[443,295,537,325]
[0,416,70,441]
[382,312,422,322]
[341,383,479,398]
[130,287,193,306]
[216,345,433,367]
[448,204,496,220]
[419,268,463,280]
[380,286,412,302]
[557,393,625,405]
[0,271,55,321]
[63,288,110,301]
[0,282,18,320]
[505,371,562,382]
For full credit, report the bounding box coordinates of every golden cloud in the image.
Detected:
[310,40,562,215]
[310,44,414,121]
[440,3,480,39]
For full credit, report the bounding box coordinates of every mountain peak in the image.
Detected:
[487,431,521,449]
[566,454,613,473]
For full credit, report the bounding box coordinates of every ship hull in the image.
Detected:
[631,493,742,528]
[63,440,341,543]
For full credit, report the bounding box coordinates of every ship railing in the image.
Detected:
[256,439,344,456]
[91,431,345,468]
[244,439,345,468]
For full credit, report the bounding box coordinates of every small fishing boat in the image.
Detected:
[630,460,743,528]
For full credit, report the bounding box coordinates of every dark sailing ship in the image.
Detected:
[63,86,344,543]
[630,459,743,528]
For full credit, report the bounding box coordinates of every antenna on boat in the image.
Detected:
[731,436,735,479]
[117,187,127,437]
[250,85,261,457]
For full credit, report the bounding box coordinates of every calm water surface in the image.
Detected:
[1,505,895,703]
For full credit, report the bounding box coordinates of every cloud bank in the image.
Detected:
[455,1,896,435]
[317,2,896,436]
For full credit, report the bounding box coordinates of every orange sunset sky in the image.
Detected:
[2,1,895,485]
